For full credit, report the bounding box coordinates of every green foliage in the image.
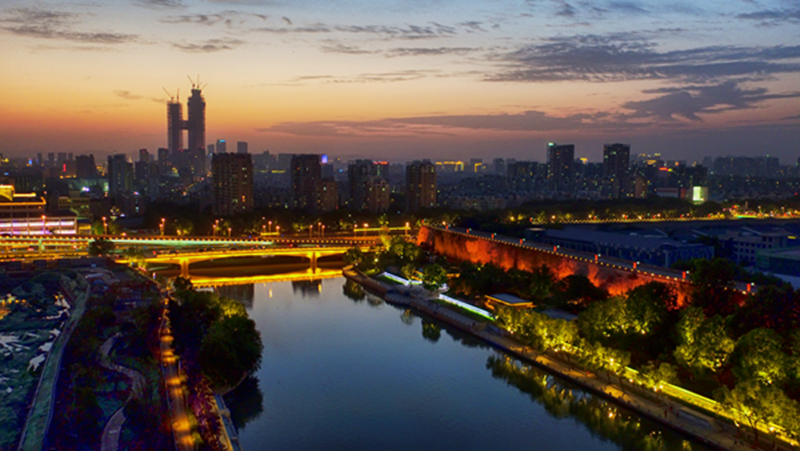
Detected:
[732,328,788,385]
[343,246,364,267]
[421,264,448,291]
[674,308,734,376]
[87,238,115,256]
[714,379,790,443]
[198,314,263,388]
[401,263,417,281]
[639,362,678,391]
[552,275,608,311]
[733,285,800,336]
[495,307,578,354]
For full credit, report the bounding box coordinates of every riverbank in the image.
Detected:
[344,269,781,451]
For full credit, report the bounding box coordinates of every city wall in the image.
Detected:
[417,226,698,306]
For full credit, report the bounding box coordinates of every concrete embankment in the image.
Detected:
[345,270,766,451]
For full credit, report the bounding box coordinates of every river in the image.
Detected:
[203,275,712,451]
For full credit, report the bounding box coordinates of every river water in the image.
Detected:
[214,277,711,451]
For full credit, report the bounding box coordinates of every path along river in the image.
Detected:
[209,276,712,451]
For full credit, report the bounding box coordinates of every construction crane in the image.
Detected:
[187,74,207,91]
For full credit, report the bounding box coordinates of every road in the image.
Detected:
[98,334,146,451]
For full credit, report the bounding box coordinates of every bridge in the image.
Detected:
[0,234,380,260]
[125,245,360,277]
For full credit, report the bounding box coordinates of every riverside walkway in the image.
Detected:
[98,334,146,451]
[365,277,776,451]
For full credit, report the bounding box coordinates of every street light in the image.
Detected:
[405,222,409,236]
[102,216,108,235]
[161,218,166,236]
[364,223,369,237]
[321,224,325,238]
[309,225,313,238]
[228,227,232,237]
[276,226,280,236]
[268,220,273,234]
[41,215,46,235]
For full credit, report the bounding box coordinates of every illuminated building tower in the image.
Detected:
[139,148,150,163]
[367,177,390,213]
[291,154,322,212]
[405,160,437,211]
[157,148,170,171]
[603,143,630,199]
[212,153,253,216]
[547,142,574,192]
[107,154,133,197]
[167,99,183,161]
[216,139,227,153]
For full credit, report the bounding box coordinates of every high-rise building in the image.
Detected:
[291,154,322,212]
[212,153,253,216]
[367,177,390,213]
[107,154,133,197]
[547,142,574,192]
[493,158,506,176]
[207,144,215,155]
[216,139,227,153]
[602,143,630,199]
[167,99,183,159]
[139,148,150,163]
[157,148,170,171]
[186,87,205,155]
[320,178,339,212]
[237,141,248,154]
[347,159,376,211]
[75,155,97,179]
[406,160,437,211]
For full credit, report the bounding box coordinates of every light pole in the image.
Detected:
[321,225,325,238]
[405,222,409,236]
[228,227,232,237]
[309,225,313,238]
[41,215,46,235]
[102,216,108,235]
[363,223,369,237]
[161,218,166,236]
[268,221,273,234]
[354,224,357,238]
[276,226,280,236]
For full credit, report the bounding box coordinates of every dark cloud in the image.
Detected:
[555,2,577,17]
[259,109,628,137]
[113,90,142,100]
[385,47,477,57]
[488,33,800,83]
[622,81,800,121]
[254,21,457,39]
[319,42,374,54]
[1,8,137,44]
[275,70,437,85]
[134,0,185,8]
[737,9,800,24]
[607,1,649,14]
[172,38,245,52]
[161,11,268,26]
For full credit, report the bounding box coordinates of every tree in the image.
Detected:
[714,379,786,444]
[625,282,674,332]
[733,328,788,385]
[401,263,417,281]
[553,274,608,310]
[87,238,115,256]
[674,308,734,376]
[421,264,448,292]
[639,362,678,391]
[344,246,364,267]
[198,314,263,388]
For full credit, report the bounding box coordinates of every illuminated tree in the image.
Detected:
[674,309,734,376]
[343,246,364,267]
[733,328,788,385]
[199,314,263,388]
[714,379,786,445]
[401,263,417,281]
[638,362,678,392]
[421,264,448,291]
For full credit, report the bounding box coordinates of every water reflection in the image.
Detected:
[485,355,704,451]
[223,375,264,432]
[342,279,366,302]
[216,284,255,308]
[291,279,322,297]
[421,318,441,343]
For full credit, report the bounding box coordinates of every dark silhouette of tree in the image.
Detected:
[87,238,115,256]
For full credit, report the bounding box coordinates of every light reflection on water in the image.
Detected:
[195,275,710,451]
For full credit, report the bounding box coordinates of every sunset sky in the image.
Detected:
[1,0,799,163]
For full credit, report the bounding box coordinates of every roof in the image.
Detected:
[486,293,533,306]
[541,309,578,322]
[541,227,702,251]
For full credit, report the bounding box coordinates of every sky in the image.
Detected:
[1,0,799,163]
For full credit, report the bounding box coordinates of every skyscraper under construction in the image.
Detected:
[165,78,207,178]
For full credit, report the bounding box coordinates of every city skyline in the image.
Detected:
[1,0,799,162]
